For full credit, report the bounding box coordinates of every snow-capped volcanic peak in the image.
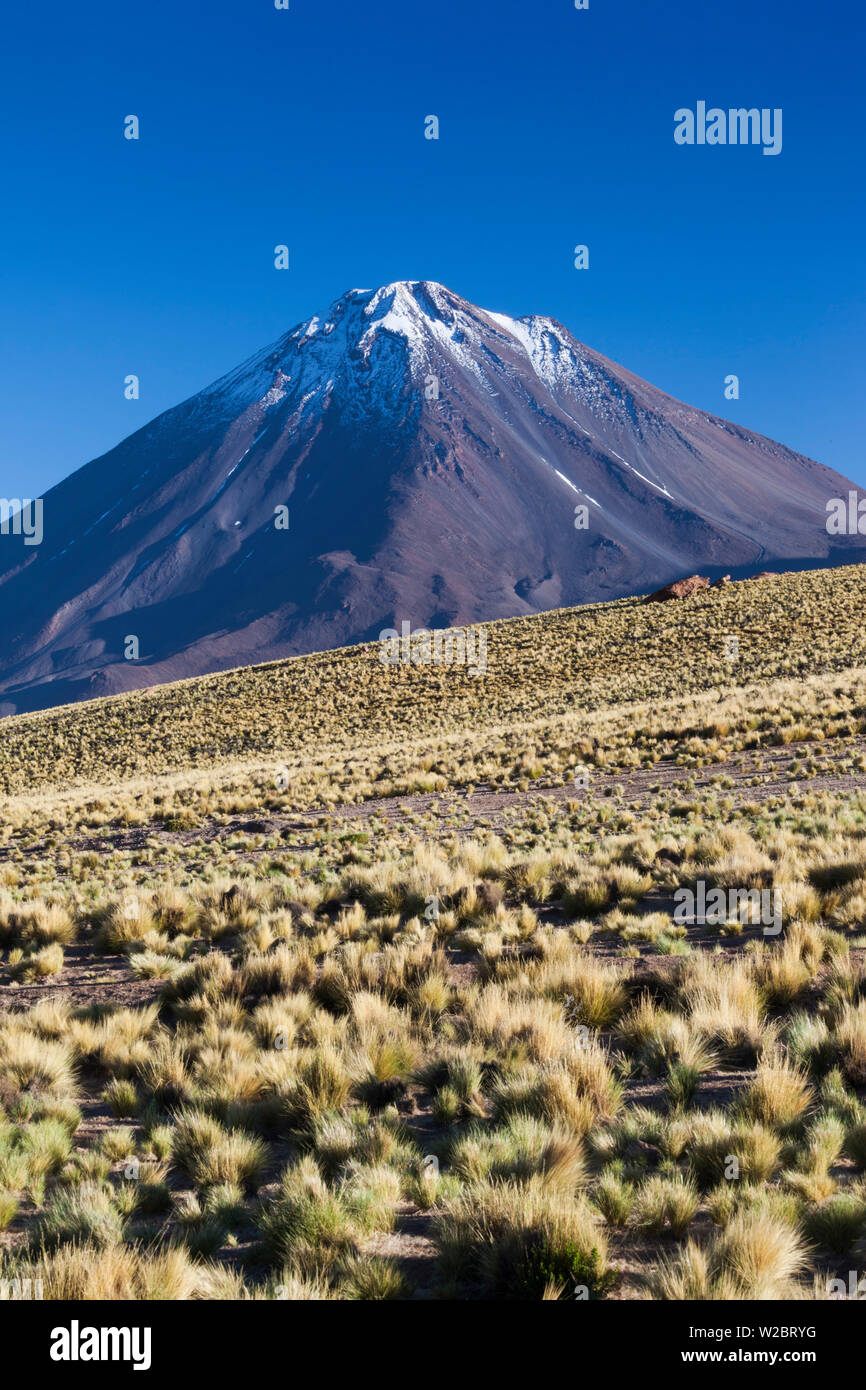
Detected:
[274,278,584,395]
[349,280,580,389]
[356,280,483,365]
[360,282,439,352]
[210,280,585,407]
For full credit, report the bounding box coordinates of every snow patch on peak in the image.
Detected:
[259,373,289,408]
[355,280,489,386]
[363,282,425,334]
[204,281,589,425]
[361,281,454,329]
[298,317,321,347]
[486,311,579,390]
[609,451,674,500]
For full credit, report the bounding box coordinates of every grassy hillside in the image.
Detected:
[5,562,866,797]
[3,564,866,1301]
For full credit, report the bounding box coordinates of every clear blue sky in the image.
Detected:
[1,0,863,500]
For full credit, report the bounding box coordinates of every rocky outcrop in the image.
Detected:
[643,575,710,603]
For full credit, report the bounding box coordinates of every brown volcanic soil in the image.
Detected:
[13,732,860,869]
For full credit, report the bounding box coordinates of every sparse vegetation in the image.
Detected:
[3,565,866,1299]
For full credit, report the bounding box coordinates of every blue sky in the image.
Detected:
[1,0,863,500]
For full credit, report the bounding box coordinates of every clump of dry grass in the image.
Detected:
[491,1039,622,1135]
[633,1175,699,1238]
[649,1209,808,1299]
[280,1046,353,1131]
[686,1112,782,1187]
[738,1057,815,1129]
[0,1026,77,1100]
[448,1115,585,1190]
[258,1156,359,1267]
[435,1177,613,1299]
[512,941,629,1029]
[7,942,65,982]
[0,899,76,947]
[681,956,767,1062]
[836,1000,866,1085]
[171,1111,267,1191]
[6,1241,206,1299]
[752,937,812,1006]
[712,1209,809,1296]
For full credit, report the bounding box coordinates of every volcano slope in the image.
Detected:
[3,565,866,1301]
[1,279,863,716]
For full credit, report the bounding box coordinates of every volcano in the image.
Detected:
[0,279,861,714]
